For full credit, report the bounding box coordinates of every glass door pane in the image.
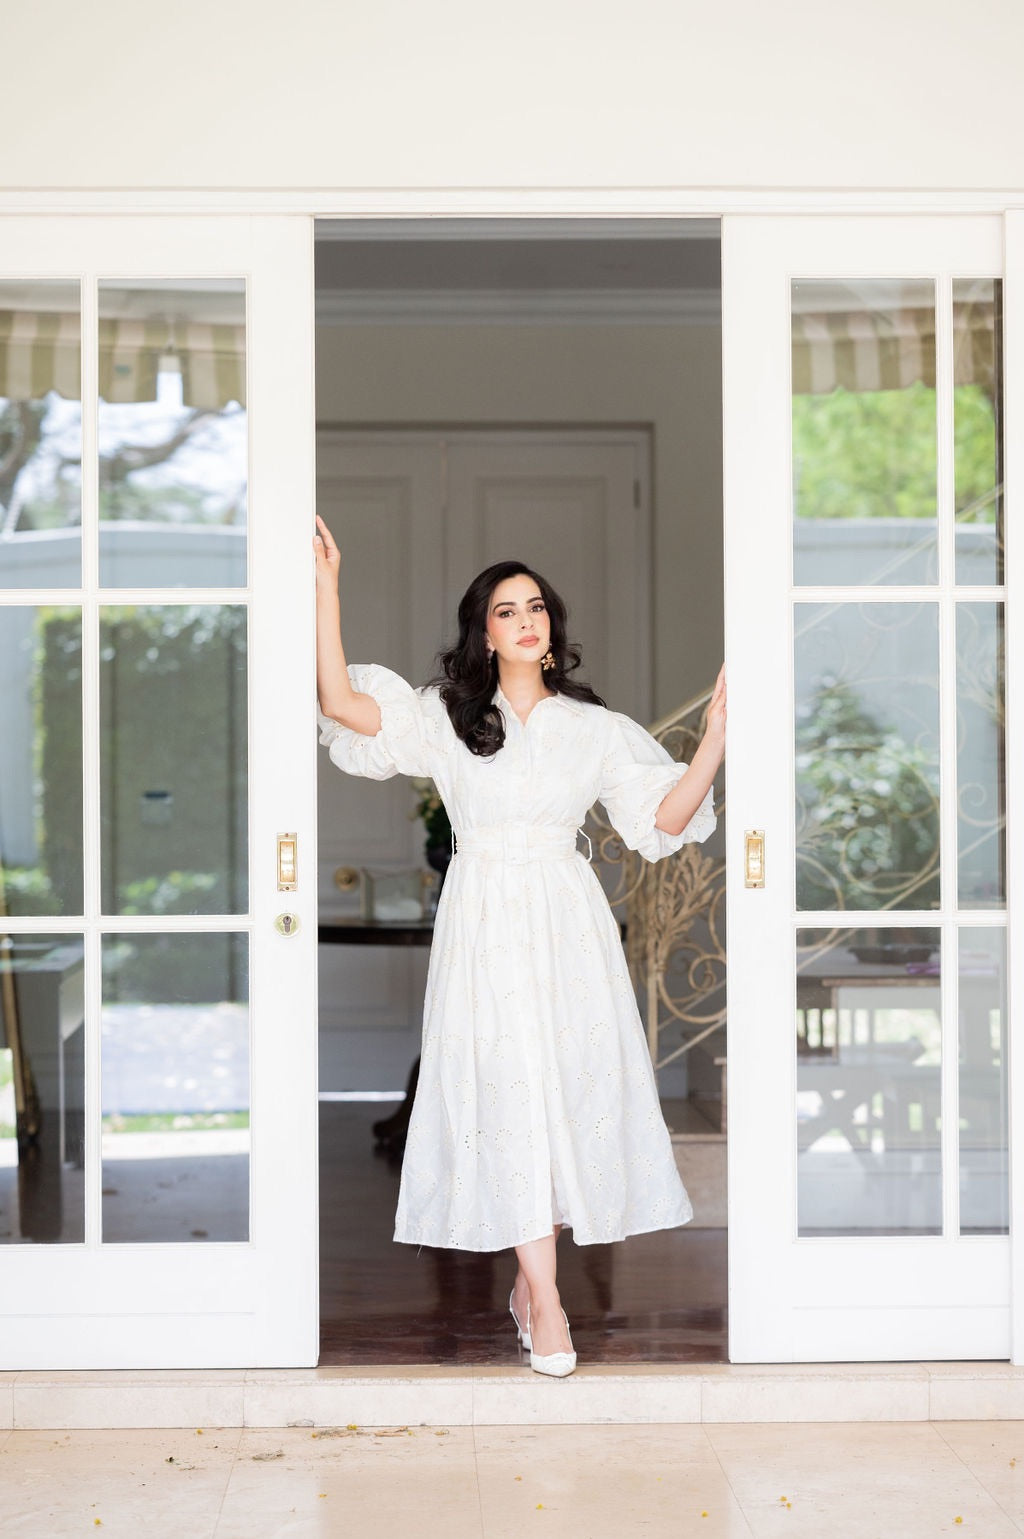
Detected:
[797,925,941,1235]
[0,281,82,589]
[99,605,248,917]
[97,281,247,589]
[101,933,249,1242]
[953,279,1003,585]
[0,605,84,916]
[0,932,85,1244]
[792,280,938,586]
[795,602,940,912]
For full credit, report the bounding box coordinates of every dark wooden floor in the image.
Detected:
[319,1103,728,1365]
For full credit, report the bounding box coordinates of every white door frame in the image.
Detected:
[0,216,319,1368]
[1003,210,1024,1366]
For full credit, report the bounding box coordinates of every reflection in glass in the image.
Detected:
[959,928,1007,1234]
[0,282,82,589]
[956,603,1005,907]
[97,281,247,588]
[0,607,83,915]
[796,927,941,1235]
[101,933,249,1243]
[954,279,1003,586]
[99,605,247,916]
[792,280,937,586]
[0,933,85,1243]
[795,603,940,911]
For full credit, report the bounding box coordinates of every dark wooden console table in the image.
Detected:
[317,918,435,948]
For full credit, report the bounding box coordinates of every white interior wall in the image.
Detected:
[315,322,724,715]
[4,2,1022,193]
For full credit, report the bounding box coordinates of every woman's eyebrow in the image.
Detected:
[491,594,544,612]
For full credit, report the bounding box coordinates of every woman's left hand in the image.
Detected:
[705,664,726,747]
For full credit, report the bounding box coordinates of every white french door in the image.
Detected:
[0,217,318,1367]
[723,214,1018,1361]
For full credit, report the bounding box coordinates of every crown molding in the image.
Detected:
[315,286,721,326]
[0,188,1021,217]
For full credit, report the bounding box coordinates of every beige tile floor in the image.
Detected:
[2,1420,1024,1537]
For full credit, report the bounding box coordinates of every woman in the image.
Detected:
[315,515,726,1377]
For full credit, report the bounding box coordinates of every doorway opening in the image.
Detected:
[313,219,726,1365]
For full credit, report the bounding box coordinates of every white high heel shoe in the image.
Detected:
[526,1304,577,1378]
[509,1289,532,1352]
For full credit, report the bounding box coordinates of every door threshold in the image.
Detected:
[4,1361,1022,1429]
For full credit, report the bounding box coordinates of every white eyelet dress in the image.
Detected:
[318,667,716,1253]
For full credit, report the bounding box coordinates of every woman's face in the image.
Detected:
[485,573,551,667]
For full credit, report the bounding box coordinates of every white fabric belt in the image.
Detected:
[454,823,591,865]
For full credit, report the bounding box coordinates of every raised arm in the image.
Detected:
[314,514,383,736]
[653,665,726,836]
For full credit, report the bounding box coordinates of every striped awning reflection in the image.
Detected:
[0,309,81,400]
[0,311,246,409]
[792,299,998,396]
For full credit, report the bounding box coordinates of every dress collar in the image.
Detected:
[493,682,586,720]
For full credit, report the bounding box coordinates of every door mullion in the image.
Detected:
[935,273,961,1241]
[80,271,103,1249]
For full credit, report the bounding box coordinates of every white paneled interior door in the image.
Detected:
[316,429,650,1091]
[0,216,318,1368]
[723,214,1012,1361]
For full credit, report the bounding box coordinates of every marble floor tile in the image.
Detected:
[473,1425,754,1538]
[0,1427,241,1539]
[706,1421,1023,1539]
[933,1420,1024,1526]
[213,1426,484,1539]
[6,1420,1024,1539]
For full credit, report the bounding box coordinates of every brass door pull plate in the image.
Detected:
[744,829,765,888]
[277,832,297,891]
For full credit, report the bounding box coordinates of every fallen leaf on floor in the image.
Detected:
[319,1493,327,1499]
[252,1449,285,1461]
[954,1519,963,1526]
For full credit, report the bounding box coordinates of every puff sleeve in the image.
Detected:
[598,711,716,863]
[317,664,439,781]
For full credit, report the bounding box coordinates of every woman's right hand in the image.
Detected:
[313,514,341,593]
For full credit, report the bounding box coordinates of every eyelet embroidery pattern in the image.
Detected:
[320,663,713,1251]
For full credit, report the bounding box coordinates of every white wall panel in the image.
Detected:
[3,2,1022,194]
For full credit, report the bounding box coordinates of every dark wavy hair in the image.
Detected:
[430,560,606,757]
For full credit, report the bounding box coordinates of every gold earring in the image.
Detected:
[541,649,556,672]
